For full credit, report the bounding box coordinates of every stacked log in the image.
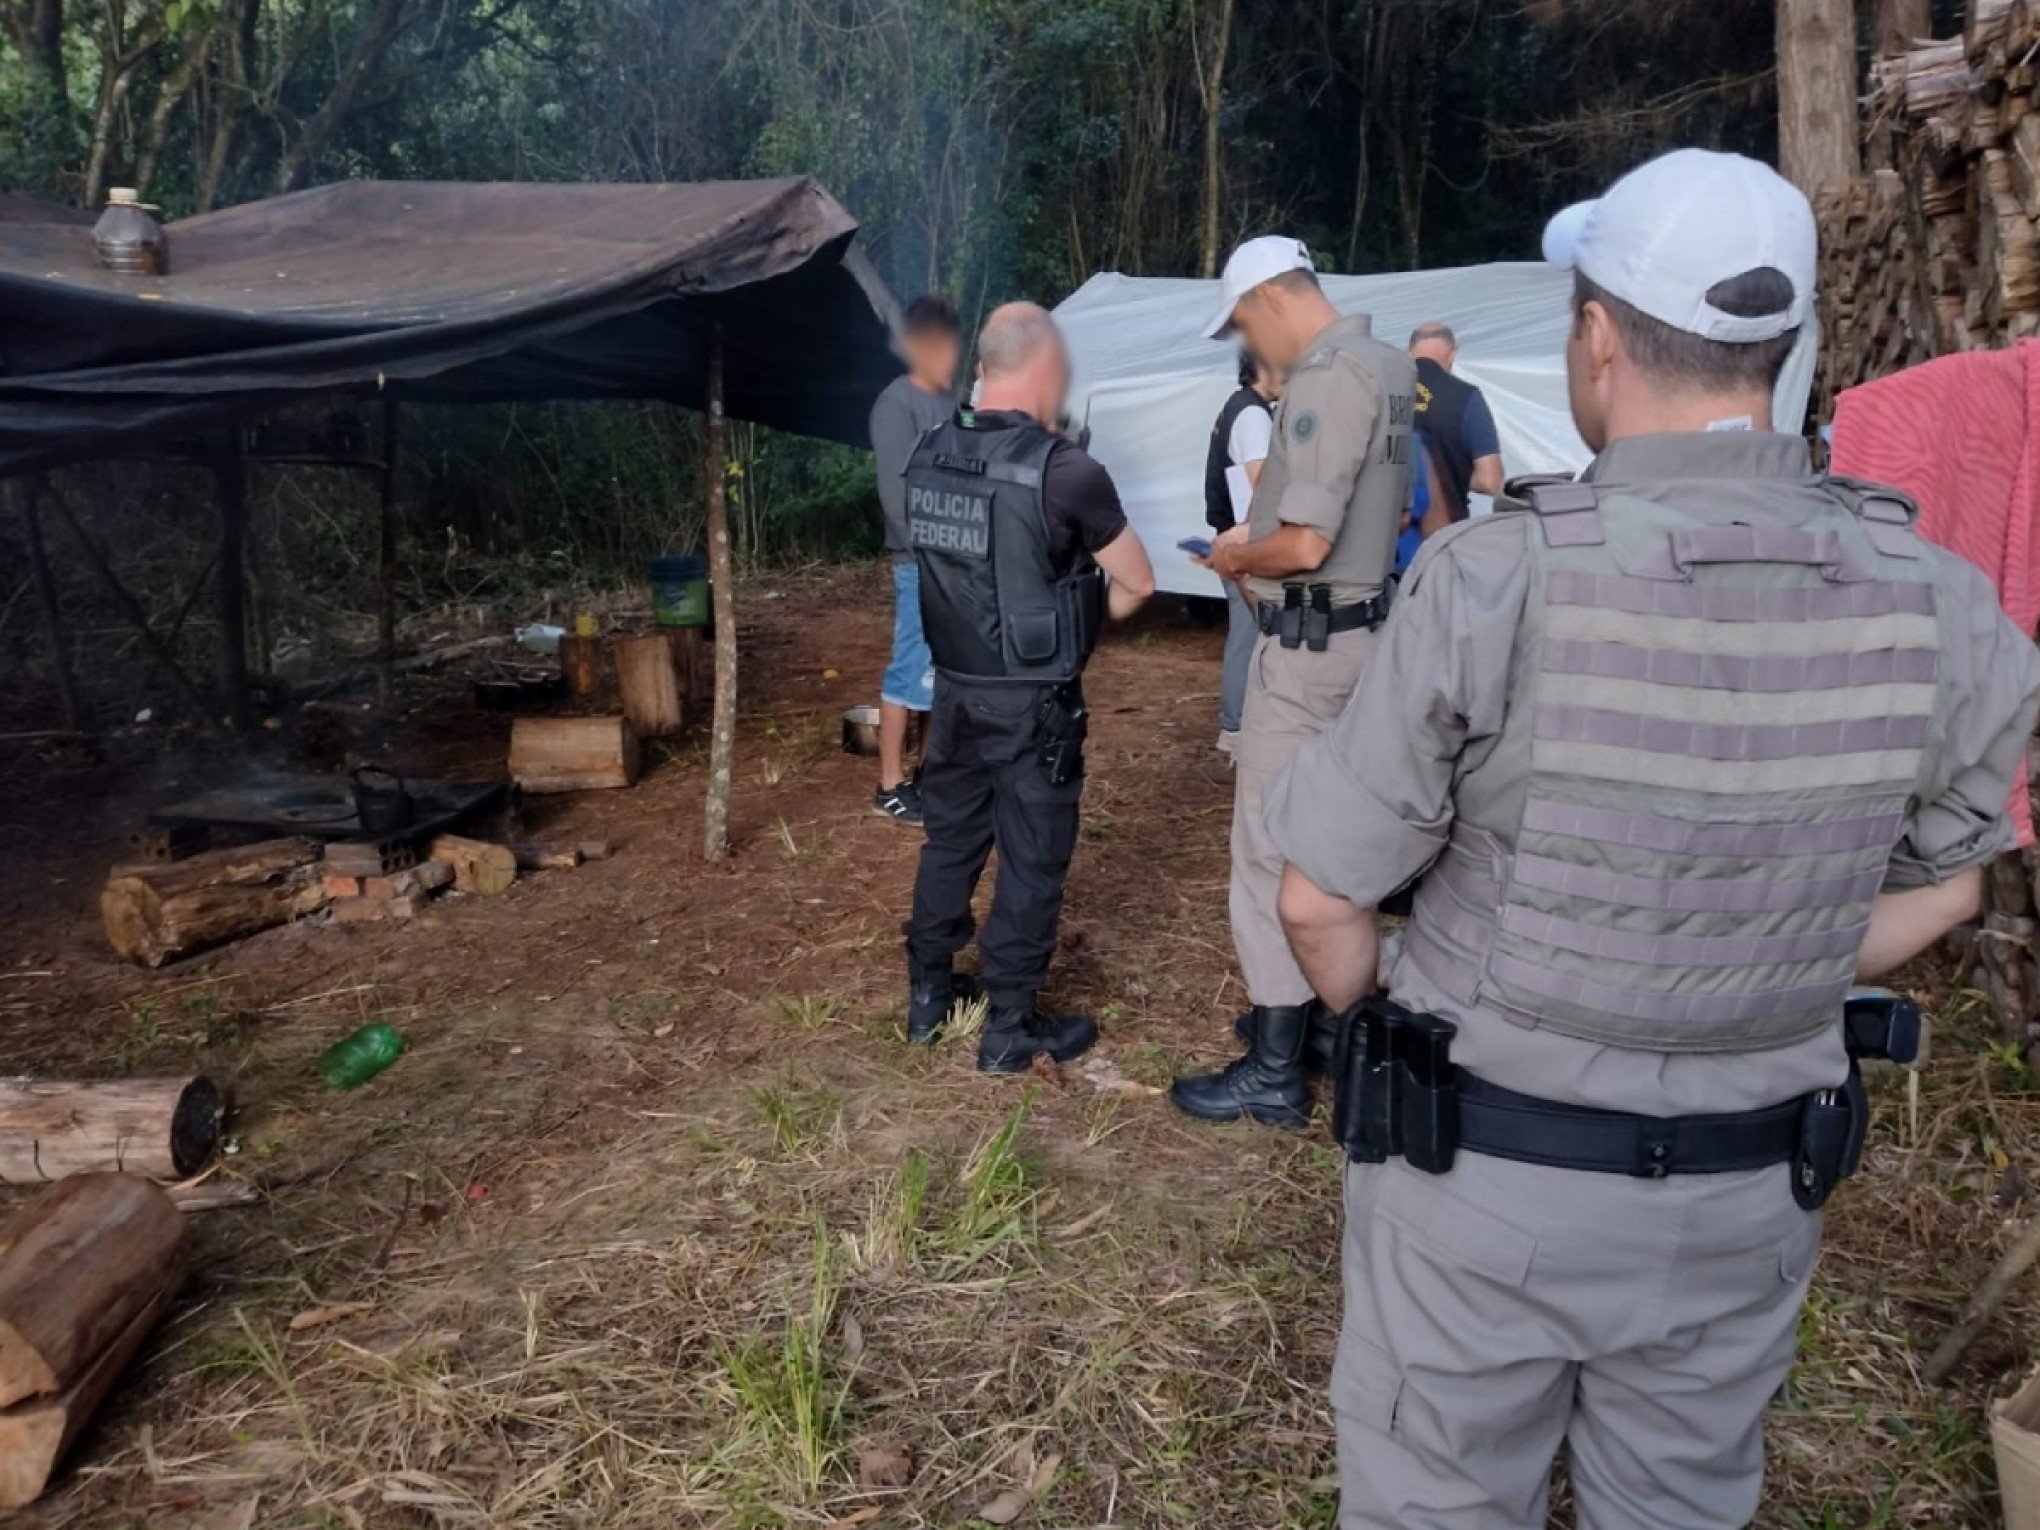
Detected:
[1819,1,2040,1047]
[100,837,328,967]
[0,1175,187,1507]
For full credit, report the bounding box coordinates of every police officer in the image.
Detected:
[1269,149,2040,1526]
[902,302,1156,1074]
[1171,237,1415,1128]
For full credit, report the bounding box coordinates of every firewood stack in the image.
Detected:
[1816,0,2040,1051]
[1814,0,2040,420]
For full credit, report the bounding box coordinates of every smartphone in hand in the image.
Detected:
[1178,536,1213,559]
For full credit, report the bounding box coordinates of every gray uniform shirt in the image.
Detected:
[870,374,957,560]
[1267,431,2040,1115]
[1246,313,1417,605]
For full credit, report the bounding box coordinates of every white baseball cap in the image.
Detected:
[1541,149,1815,343]
[1203,235,1315,339]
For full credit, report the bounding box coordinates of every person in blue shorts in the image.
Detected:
[868,296,963,825]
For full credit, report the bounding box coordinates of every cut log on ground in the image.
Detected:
[427,834,517,896]
[0,1076,224,1185]
[100,837,326,967]
[614,633,684,738]
[558,634,603,697]
[0,1286,174,1508]
[508,842,582,871]
[508,715,640,794]
[0,1174,186,1413]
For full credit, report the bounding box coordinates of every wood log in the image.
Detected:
[614,633,684,738]
[558,634,603,698]
[0,1174,186,1413]
[0,1288,173,1508]
[508,842,582,871]
[426,834,517,896]
[101,837,325,967]
[508,715,640,794]
[668,625,709,709]
[0,1077,224,1185]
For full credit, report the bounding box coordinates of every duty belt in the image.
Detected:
[1333,992,1920,1210]
[1257,581,1391,650]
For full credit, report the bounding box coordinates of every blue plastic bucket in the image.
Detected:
[647,554,710,628]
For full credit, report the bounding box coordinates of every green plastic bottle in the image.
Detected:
[318,1021,405,1090]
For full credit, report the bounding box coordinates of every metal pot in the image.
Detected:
[351,766,415,835]
[841,705,882,757]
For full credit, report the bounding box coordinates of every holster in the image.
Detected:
[1792,1066,1867,1211]
[1334,997,1460,1173]
[1277,584,1306,649]
[1034,681,1088,787]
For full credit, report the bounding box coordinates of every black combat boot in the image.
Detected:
[1173,1004,1311,1128]
[907,965,978,1046]
[1232,1001,1340,1075]
[977,1000,1098,1075]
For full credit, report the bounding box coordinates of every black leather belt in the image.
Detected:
[1454,1073,1804,1178]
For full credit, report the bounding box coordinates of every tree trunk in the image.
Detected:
[7,0,66,120]
[1778,0,1861,194]
[272,0,409,193]
[0,1078,224,1185]
[1873,0,1931,56]
[703,334,738,861]
[1195,0,1236,279]
[133,22,215,196]
[214,434,250,730]
[197,0,261,212]
[10,482,78,732]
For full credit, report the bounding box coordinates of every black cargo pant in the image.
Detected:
[905,675,1084,1009]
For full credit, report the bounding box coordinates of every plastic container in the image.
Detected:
[94,188,169,275]
[647,554,710,628]
[318,1021,405,1090]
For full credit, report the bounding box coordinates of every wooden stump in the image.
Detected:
[100,837,326,967]
[508,716,640,793]
[0,1175,185,1507]
[558,634,603,697]
[668,626,709,710]
[427,834,518,896]
[615,634,684,738]
[0,1077,224,1184]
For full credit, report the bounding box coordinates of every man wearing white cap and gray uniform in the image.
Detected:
[1171,236,1415,1129]
[1269,147,2040,1525]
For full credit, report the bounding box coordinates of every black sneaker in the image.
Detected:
[874,780,925,826]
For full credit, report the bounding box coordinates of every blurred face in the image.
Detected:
[1228,284,1300,375]
[1030,336,1073,424]
[903,325,960,391]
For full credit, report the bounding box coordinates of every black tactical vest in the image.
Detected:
[1205,385,1271,532]
[906,414,1104,685]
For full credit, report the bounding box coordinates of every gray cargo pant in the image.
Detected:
[1219,581,1257,735]
[1335,1153,1820,1528]
[1232,625,1375,1007]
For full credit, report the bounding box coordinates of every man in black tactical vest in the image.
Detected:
[1206,349,1280,755]
[902,302,1157,1074]
[1406,320,1504,520]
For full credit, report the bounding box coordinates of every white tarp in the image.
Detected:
[1054,263,1818,597]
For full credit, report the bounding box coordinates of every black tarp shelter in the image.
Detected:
[0,176,903,473]
[0,179,903,855]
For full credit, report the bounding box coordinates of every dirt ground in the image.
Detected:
[1,560,2036,1529]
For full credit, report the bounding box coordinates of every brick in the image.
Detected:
[364,869,421,900]
[385,895,421,920]
[331,897,389,923]
[323,874,362,899]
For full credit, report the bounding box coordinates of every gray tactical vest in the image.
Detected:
[1406,475,1944,1053]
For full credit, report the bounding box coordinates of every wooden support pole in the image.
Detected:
[377,395,400,707]
[703,327,737,861]
[10,480,80,732]
[213,432,251,730]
